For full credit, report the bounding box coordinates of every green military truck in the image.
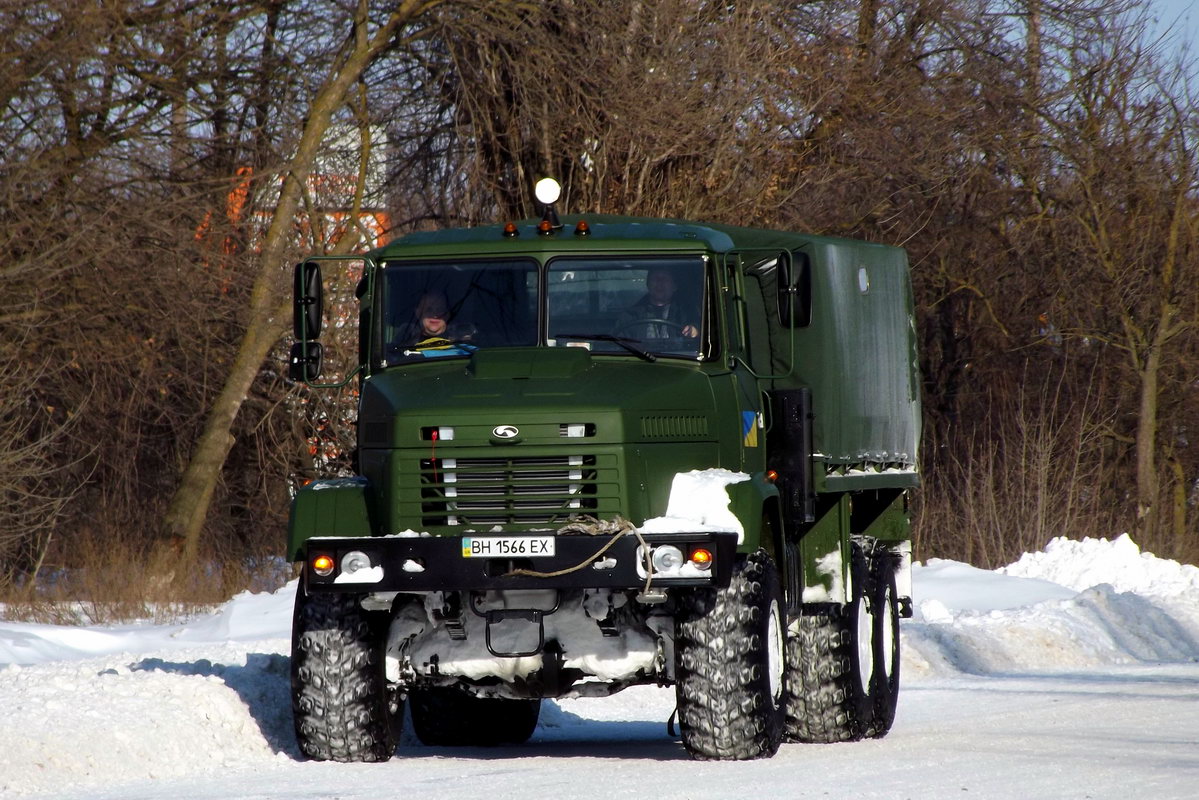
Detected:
[287,180,920,762]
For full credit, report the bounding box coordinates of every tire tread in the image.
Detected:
[675,550,784,760]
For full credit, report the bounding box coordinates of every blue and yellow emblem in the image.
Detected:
[741,410,759,447]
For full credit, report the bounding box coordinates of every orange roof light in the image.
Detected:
[502,222,519,238]
[574,220,590,236]
[765,469,779,483]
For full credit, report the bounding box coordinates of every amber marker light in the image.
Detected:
[765,469,779,483]
[538,219,554,235]
[690,547,714,570]
[502,222,519,238]
[574,220,590,236]
[311,554,335,576]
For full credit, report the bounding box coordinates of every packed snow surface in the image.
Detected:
[3,534,1198,799]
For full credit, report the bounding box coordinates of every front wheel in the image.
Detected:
[291,588,400,762]
[674,549,785,760]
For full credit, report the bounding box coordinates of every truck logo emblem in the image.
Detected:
[492,424,519,439]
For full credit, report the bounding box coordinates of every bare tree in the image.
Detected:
[160,0,536,564]
[1041,51,1198,546]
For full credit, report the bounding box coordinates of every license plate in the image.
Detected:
[461,536,556,558]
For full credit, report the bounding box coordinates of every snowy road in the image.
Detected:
[12,665,1198,800]
[4,535,1198,800]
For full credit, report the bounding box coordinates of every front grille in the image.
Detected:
[419,454,605,526]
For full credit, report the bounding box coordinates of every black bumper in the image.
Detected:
[300,530,739,592]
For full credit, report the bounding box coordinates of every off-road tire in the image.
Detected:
[784,543,874,743]
[291,588,399,762]
[409,687,540,746]
[866,555,900,738]
[674,549,786,760]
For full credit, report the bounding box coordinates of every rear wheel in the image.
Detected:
[784,543,875,743]
[675,549,786,760]
[866,558,901,738]
[291,588,400,762]
[409,687,540,746]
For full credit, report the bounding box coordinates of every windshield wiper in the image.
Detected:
[556,333,656,362]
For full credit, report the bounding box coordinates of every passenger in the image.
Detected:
[615,268,698,339]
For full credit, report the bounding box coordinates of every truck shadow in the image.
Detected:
[397,700,689,761]
[128,655,685,763]
[401,737,689,762]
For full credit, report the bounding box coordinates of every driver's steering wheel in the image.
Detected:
[613,318,690,337]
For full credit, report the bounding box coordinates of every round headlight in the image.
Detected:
[651,545,684,573]
[341,550,371,574]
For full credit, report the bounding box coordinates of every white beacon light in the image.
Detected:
[534,178,562,205]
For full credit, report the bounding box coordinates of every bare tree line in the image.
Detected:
[1,0,1195,605]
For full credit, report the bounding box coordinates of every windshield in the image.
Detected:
[378,255,709,365]
[379,259,538,364]
[547,256,707,359]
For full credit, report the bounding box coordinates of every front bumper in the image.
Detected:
[300,530,738,592]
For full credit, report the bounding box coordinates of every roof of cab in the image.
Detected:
[369,214,898,261]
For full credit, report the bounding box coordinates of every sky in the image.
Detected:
[2,532,1197,799]
[1149,0,1198,50]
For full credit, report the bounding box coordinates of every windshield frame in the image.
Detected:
[371,253,718,369]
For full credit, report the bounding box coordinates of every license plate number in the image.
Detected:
[461,536,555,558]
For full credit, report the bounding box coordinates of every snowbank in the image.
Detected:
[904,535,1199,678]
[999,533,1199,596]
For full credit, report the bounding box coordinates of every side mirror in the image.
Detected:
[778,251,812,328]
[288,341,324,382]
[293,261,324,340]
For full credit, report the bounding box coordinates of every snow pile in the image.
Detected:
[638,468,749,541]
[0,644,295,797]
[904,535,1199,678]
[999,533,1199,597]
[0,588,296,796]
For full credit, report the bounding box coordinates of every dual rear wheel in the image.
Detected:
[784,541,901,743]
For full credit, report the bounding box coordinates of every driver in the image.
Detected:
[615,268,698,339]
[405,291,475,351]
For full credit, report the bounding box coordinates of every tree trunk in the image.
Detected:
[1133,345,1160,537]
